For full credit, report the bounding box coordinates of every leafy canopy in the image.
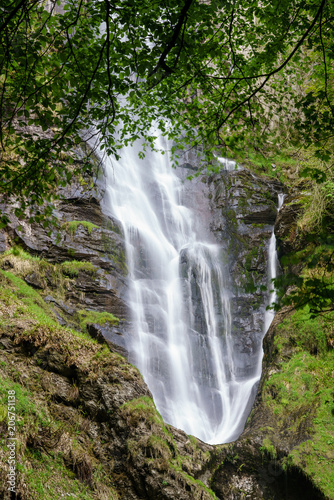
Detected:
[1,0,333,212]
[1,0,334,316]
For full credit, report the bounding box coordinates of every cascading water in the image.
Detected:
[217,156,240,172]
[264,193,285,333]
[101,135,283,444]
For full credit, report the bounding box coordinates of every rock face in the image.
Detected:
[1,174,131,349]
[0,309,218,500]
[0,280,327,500]
[208,168,284,375]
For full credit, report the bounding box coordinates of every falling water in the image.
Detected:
[101,136,283,444]
[217,156,241,171]
[263,193,285,333]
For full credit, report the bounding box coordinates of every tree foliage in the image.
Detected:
[1,0,334,313]
[273,235,334,318]
[1,0,333,208]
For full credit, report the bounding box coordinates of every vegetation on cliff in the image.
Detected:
[259,307,334,498]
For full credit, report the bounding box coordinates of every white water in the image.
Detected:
[217,157,241,171]
[263,193,285,333]
[101,136,283,444]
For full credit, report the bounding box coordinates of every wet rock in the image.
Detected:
[208,169,284,362]
[86,323,128,357]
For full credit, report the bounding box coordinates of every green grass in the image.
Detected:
[3,245,41,261]
[282,370,334,499]
[0,248,120,337]
[0,270,58,327]
[64,221,99,236]
[120,396,163,427]
[61,260,96,277]
[0,267,112,352]
[0,378,49,431]
[260,437,277,460]
[169,464,218,499]
[76,309,119,330]
[18,452,96,500]
[232,141,327,187]
[263,307,334,498]
[275,307,333,356]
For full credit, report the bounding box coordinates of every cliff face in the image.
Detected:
[0,175,220,499]
[208,168,283,377]
[0,164,332,500]
[0,175,130,352]
[207,174,333,499]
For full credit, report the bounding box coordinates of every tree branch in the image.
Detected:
[148,0,193,78]
[217,0,327,129]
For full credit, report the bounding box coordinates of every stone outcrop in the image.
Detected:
[0,174,130,348]
[0,287,220,499]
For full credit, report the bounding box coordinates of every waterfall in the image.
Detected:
[217,156,241,171]
[264,193,285,333]
[101,136,282,444]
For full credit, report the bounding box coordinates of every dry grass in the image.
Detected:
[298,182,334,234]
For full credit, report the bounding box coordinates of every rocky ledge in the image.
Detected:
[0,175,131,352]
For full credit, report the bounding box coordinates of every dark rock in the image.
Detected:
[0,230,9,254]
[44,295,75,315]
[208,169,284,364]
[275,194,304,257]
[2,179,129,347]
[86,323,127,356]
[243,205,277,224]
[25,272,45,289]
[35,349,78,379]
[69,267,127,319]
[179,162,197,171]
[87,321,129,357]
[86,323,107,344]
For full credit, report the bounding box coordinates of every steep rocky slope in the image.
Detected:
[0,165,332,499]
